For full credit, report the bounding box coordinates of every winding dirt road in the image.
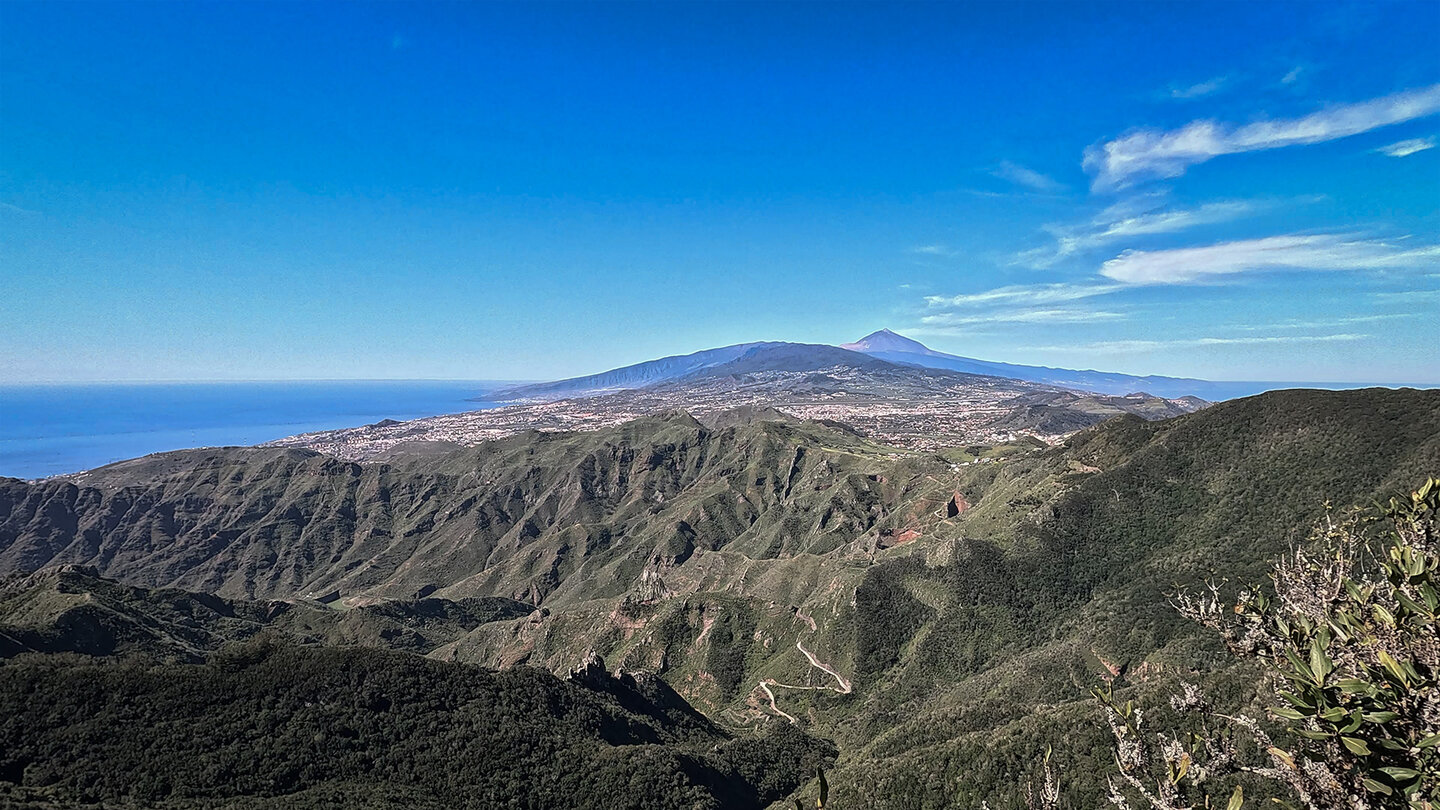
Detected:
[753,633,853,723]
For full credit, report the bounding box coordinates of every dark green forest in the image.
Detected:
[0,640,832,809]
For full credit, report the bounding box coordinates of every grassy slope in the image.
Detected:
[810,388,1440,807]
[1,388,1436,808]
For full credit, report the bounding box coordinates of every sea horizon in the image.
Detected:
[0,380,521,480]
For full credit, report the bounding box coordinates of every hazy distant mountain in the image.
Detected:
[842,329,1277,399]
[687,342,898,377]
[489,342,776,399]
[493,330,1304,405]
[494,341,921,401]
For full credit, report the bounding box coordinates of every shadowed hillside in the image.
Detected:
[1,388,1437,807]
[0,640,833,809]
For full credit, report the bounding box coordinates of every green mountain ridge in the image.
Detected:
[1,387,1437,807]
[0,564,535,661]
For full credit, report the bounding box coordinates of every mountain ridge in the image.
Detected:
[841,328,1435,399]
[2,387,1438,806]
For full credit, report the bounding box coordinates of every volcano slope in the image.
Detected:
[1,388,1437,807]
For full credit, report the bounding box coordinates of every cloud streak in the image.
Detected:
[1230,313,1416,331]
[1099,234,1440,285]
[992,160,1066,193]
[910,244,959,258]
[1017,199,1260,267]
[1026,333,1369,353]
[924,282,1122,308]
[1170,76,1228,100]
[1085,83,1440,188]
[921,308,1125,326]
[1376,137,1436,157]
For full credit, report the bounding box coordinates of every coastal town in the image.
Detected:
[266,364,1199,459]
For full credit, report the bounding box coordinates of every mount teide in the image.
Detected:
[839,328,1428,400]
[273,338,1205,459]
[843,329,1240,399]
[490,330,1255,403]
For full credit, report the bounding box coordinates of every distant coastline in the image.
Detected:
[0,381,518,480]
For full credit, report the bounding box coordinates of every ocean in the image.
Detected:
[0,381,510,480]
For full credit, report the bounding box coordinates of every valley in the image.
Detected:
[3,386,1437,807]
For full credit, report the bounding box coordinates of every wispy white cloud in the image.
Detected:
[910,244,959,257]
[1281,67,1304,85]
[0,202,39,216]
[1372,288,1440,303]
[1017,199,1261,267]
[992,160,1066,193]
[1229,313,1416,331]
[1099,234,1440,285]
[921,308,1125,326]
[1170,76,1228,100]
[1084,83,1440,188]
[1026,333,1369,353]
[1376,137,1436,157]
[923,282,1122,309]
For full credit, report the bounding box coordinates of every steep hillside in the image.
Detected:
[0,564,533,661]
[992,389,1201,435]
[814,387,1440,806]
[0,414,961,605]
[1,388,1435,807]
[0,640,832,809]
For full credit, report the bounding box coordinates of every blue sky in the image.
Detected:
[2,1,1437,383]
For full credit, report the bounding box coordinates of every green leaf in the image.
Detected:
[1377,650,1408,685]
[1267,747,1296,770]
[1281,649,1315,685]
[1361,711,1399,723]
[1270,706,1306,721]
[1373,604,1397,627]
[1395,590,1429,616]
[1362,777,1393,795]
[1340,712,1363,734]
[1379,766,1421,781]
[1417,733,1440,749]
[1309,637,1332,683]
[1340,736,1371,756]
[1278,691,1312,709]
[1227,785,1244,810]
[1336,678,1375,695]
